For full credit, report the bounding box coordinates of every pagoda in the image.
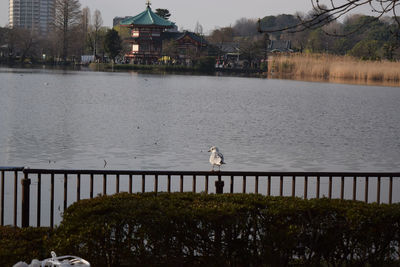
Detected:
[120,1,176,63]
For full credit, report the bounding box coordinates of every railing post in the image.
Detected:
[21,172,31,228]
[167,175,171,193]
[14,171,18,227]
[205,175,209,193]
[192,175,196,193]
[291,176,295,197]
[1,171,4,226]
[365,177,369,203]
[215,175,224,194]
[255,176,259,194]
[304,176,308,200]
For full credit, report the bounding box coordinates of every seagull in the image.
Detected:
[208,146,225,171]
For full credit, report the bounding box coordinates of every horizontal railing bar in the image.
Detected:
[0,167,24,171]
[22,169,400,177]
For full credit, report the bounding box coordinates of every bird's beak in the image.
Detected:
[208,149,211,152]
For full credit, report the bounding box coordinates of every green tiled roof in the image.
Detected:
[120,7,175,27]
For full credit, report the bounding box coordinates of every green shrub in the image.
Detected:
[0,226,53,266]
[52,193,400,267]
[1,194,399,266]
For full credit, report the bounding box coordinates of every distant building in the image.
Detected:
[162,31,208,60]
[120,2,176,62]
[9,0,55,35]
[216,42,240,62]
[113,16,131,27]
[268,40,293,53]
[120,2,207,63]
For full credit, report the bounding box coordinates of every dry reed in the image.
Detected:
[270,53,400,86]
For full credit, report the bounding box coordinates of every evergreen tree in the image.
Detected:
[155,9,171,20]
[104,29,122,63]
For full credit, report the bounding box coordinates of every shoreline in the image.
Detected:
[1,61,399,87]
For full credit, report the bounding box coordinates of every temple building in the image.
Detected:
[120,1,207,63]
[120,1,176,63]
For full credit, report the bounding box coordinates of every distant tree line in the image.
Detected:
[0,0,121,64]
[206,12,400,63]
[1,1,399,66]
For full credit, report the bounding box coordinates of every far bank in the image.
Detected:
[87,53,400,87]
[268,53,400,87]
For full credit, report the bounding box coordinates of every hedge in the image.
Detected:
[54,193,400,267]
[1,193,400,267]
[0,226,53,266]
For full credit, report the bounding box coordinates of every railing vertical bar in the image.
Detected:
[90,174,94,199]
[180,175,184,193]
[365,177,369,203]
[316,176,320,199]
[154,175,158,193]
[14,170,18,227]
[328,176,333,199]
[255,176,259,194]
[21,172,31,227]
[280,176,283,196]
[340,176,345,200]
[103,174,107,195]
[267,176,271,196]
[230,176,234,193]
[63,173,68,211]
[116,174,120,193]
[192,175,196,193]
[0,171,4,226]
[353,176,357,201]
[142,175,145,193]
[292,176,295,197]
[377,177,381,204]
[50,174,54,228]
[129,175,133,194]
[242,176,246,193]
[389,177,393,204]
[77,174,81,202]
[37,173,41,227]
[167,175,171,193]
[205,175,209,194]
[304,176,308,200]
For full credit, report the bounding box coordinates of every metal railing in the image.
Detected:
[0,167,24,227]
[0,167,399,228]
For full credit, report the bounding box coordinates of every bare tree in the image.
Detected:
[233,18,258,37]
[208,27,234,44]
[80,7,90,55]
[92,9,103,57]
[259,0,400,35]
[194,21,203,35]
[54,0,82,61]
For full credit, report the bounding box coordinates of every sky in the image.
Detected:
[0,0,373,34]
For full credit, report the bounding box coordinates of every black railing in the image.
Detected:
[0,167,399,228]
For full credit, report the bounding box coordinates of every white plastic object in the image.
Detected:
[41,251,90,267]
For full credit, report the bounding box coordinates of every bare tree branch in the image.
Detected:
[258,0,400,35]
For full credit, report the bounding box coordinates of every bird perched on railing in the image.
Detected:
[208,146,225,171]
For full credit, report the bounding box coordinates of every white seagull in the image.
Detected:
[208,146,225,171]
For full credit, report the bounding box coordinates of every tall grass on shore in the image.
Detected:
[270,53,400,86]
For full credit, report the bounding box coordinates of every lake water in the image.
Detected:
[1,67,400,172]
[1,66,400,225]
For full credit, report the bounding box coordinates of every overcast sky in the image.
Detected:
[0,0,373,34]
